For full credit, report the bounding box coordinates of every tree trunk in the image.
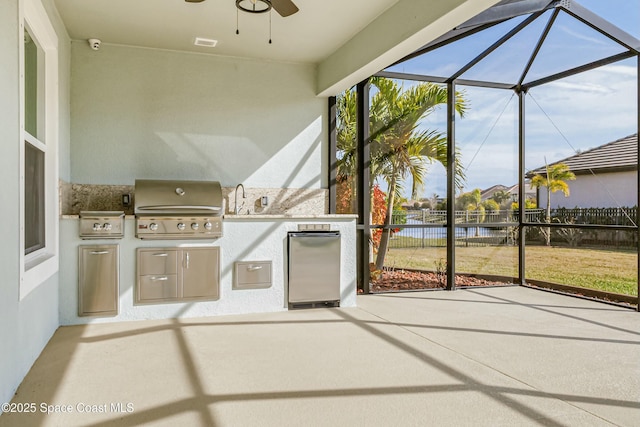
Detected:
[375,177,396,270]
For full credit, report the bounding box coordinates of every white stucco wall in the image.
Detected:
[59,217,357,325]
[537,171,638,209]
[0,0,70,410]
[70,42,327,189]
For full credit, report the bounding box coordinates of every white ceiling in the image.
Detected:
[53,0,401,64]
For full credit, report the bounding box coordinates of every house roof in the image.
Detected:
[528,133,638,176]
[480,184,509,200]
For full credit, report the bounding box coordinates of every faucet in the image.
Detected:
[234,183,246,214]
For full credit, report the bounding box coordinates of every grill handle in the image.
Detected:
[136,205,221,212]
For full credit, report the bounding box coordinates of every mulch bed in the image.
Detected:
[367,268,638,310]
[369,269,510,293]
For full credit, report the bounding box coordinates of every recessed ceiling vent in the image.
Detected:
[194,37,218,47]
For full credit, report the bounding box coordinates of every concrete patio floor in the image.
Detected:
[1,286,639,427]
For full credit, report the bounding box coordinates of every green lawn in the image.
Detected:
[384,245,638,296]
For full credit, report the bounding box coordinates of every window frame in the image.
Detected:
[19,0,59,300]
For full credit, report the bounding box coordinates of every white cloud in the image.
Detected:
[546,80,612,95]
[557,24,610,46]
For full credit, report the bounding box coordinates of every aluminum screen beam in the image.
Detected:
[375,71,515,90]
[562,1,640,54]
[517,8,558,88]
[392,0,557,68]
[518,90,526,285]
[457,0,556,30]
[523,51,636,89]
[449,9,545,82]
[446,81,457,291]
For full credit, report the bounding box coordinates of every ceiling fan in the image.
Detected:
[185,0,299,17]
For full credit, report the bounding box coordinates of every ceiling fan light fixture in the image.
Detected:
[236,0,271,14]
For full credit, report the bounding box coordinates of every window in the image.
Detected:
[20,0,59,299]
[24,26,46,255]
[25,141,45,254]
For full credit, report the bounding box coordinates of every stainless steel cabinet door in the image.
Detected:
[182,247,220,299]
[79,245,119,316]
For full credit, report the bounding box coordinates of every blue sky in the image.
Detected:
[385,0,639,201]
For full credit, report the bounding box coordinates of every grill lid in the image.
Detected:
[134,179,223,216]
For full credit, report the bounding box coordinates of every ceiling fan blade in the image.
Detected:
[270,0,299,17]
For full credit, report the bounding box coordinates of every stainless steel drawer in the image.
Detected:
[138,249,178,275]
[234,261,272,289]
[138,275,178,301]
[136,247,220,304]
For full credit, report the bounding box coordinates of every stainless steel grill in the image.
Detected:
[134,179,224,239]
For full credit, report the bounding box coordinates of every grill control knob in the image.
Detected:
[93,223,102,231]
[191,223,199,230]
[103,223,112,231]
[177,223,186,231]
[149,223,159,231]
[204,222,213,230]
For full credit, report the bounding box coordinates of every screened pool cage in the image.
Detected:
[328,0,640,308]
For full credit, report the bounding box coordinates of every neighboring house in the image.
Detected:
[479,182,536,205]
[528,134,638,209]
[480,184,510,201]
[0,0,498,411]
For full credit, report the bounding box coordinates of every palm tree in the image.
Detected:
[336,77,467,270]
[369,78,467,269]
[530,162,576,245]
[336,89,358,213]
[458,188,485,236]
[491,189,511,207]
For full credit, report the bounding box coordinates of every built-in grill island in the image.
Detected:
[59,179,357,325]
[134,179,224,239]
[133,179,223,304]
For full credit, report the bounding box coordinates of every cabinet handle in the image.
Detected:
[152,253,169,257]
[90,250,110,255]
[150,276,169,281]
[185,252,190,269]
[248,265,263,271]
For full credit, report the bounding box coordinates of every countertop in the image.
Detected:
[62,214,358,220]
[224,214,357,220]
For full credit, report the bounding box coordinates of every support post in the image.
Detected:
[328,96,337,214]
[446,81,456,290]
[357,80,371,294]
[636,55,640,311]
[518,89,526,286]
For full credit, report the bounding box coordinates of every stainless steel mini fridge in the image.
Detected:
[287,231,340,307]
